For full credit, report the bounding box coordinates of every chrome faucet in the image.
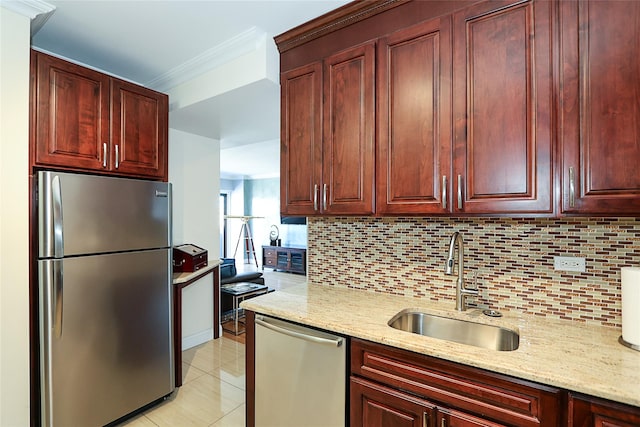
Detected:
[445,232,478,311]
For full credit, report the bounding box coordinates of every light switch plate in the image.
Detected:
[554,256,586,272]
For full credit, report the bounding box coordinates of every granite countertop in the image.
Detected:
[241,284,640,407]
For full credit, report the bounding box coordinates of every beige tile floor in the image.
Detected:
[119,267,306,427]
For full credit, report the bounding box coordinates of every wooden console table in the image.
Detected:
[172,262,220,387]
[262,245,306,274]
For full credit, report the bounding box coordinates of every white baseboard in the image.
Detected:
[182,328,213,351]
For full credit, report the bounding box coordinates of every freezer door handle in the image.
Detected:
[255,317,343,347]
[39,174,64,258]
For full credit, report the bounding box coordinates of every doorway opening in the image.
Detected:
[219,192,228,257]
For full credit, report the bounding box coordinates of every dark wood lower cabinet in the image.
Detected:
[569,393,640,427]
[351,376,436,427]
[438,408,507,427]
[350,339,562,427]
[351,376,509,427]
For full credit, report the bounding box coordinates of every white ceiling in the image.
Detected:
[28,0,350,179]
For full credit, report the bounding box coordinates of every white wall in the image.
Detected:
[169,128,220,349]
[0,6,31,426]
[168,34,276,111]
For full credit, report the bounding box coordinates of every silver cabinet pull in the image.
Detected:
[313,184,319,211]
[102,143,107,168]
[423,412,430,427]
[441,418,446,427]
[115,145,120,169]
[457,174,463,209]
[323,183,328,211]
[569,166,575,208]
[442,175,448,210]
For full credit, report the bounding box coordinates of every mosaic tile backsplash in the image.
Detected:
[307,217,640,327]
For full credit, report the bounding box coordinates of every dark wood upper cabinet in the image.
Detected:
[31,50,168,181]
[452,0,554,215]
[559,0,640,215]
[280,43,375,216]
[377,17,453,215]
[33,50,110,172]
[278,0,640,216]
[280,62,323,215]
[110,79,167,179]
[323,42,376,215]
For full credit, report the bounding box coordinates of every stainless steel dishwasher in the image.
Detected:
[255,314,346,427]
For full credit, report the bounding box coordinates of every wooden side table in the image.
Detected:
[172,262,220,387]
[221,282,269,335]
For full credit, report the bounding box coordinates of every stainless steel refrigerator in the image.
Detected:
[37,171,174,427]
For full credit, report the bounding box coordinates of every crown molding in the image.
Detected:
[147,26,266,92]
[0,0,55,35]
[274,0,409,53]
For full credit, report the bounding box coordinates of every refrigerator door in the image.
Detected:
[38,171,171,258]
[39,249,174,427]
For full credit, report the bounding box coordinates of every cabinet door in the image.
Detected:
[377,17,453,214]
[570,393,640,427]
[111,79,168,180]
[452,0,553,215]
[280,62,323,215]
[351,376,435,427]
[438,409,506,427]
[559,0,640,214]
[288,249,306,274]
[276,250,289,270]
[323,43,375,215]
[33,50,110,171]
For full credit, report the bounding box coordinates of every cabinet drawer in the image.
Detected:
[264,258,276,267]
[264,249,276,257]
[351,339,561,427]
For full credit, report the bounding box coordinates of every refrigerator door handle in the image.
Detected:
[42,260,64,339]
[40,174,64,258]
[53,261,63,338]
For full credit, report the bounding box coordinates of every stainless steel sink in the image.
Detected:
[388,310,520,351]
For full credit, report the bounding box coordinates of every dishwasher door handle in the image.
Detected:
[255,317,343,347]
